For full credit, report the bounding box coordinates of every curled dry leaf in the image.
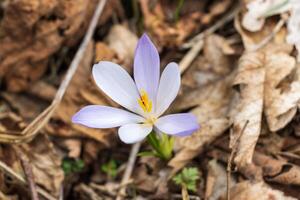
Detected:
[253,153,300,185]
[220,181,297,200]
[264,54,300,131]
[231,49,300,168]
[169,74,234,172]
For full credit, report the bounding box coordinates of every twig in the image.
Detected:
[226,121,249,200]
[182,6,239,49]
[15,147,39,200]
[0,159,56,200]
[179,40,204,74]
[116,142,141,200]
[0,0,107,143]
[181,185,190,200]
[248,18,286,52]
[90,180,133,197]
[179,6,239,74]
[77,184,102,200]
[172,194,200,200]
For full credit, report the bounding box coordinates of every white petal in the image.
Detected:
[72,105,145,128]
[118,123,152,144]
[92,61,143,115]
[155,113,199,136]
[155,62,180,117]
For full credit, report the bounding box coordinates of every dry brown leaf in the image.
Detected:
[205,160,233,200]
[0,0,101,92]
[182,34,236,89]
[201,0,232,25]
[48,41,112,145]
[253,153,300,185]
[95,42,116,63]
[105,24,138,72]
[220,181,296,200]
[264,54,300,131]
[231,50,300,168]
[235,14,293,52]
[230,52,265,167]
[19,134,64,196]
[169,74,234,172]
[140,0,203,47]
[58,139,82,158]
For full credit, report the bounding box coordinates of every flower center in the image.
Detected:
[138,90,152,113]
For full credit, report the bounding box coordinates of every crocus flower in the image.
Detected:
[72,34,199,144]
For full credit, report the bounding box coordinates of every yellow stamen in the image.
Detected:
[138,90,152,113]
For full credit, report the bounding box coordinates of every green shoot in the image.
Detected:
[174,0,185,22]
[172,167,200,192]
[62,158,85,175]
[101,159,118,178]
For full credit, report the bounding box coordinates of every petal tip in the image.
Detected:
[138,33,154,48]
[71,112,81,124]
[141,33,150,41]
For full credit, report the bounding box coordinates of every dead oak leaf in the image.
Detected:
[220,181,297,200]
[231,51,300,168]
[19,134,64,196]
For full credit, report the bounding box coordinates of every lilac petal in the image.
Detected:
[92,61,143,115]
[155,62,180,117]
[118,123,153,144]
[134,33,160,104]
[154,113,199,136]
[72,105,144,128]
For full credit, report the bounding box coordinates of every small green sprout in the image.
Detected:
[172,167,200,192]
[101,159,118,178]
[62,158,85,175]
[138,132,174,160]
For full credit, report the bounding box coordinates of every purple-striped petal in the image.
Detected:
[155,62,180,117]
[118,123,153,144]
[154,113,199,136]
[72,105,144,128]
[134,33,160,105]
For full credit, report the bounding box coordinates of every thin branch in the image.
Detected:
[182,6,239,49]
[116,142,141,200]
[77,184,102,200]
[0,0,107,143]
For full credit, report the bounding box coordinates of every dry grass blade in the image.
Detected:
[0,0,107,144]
